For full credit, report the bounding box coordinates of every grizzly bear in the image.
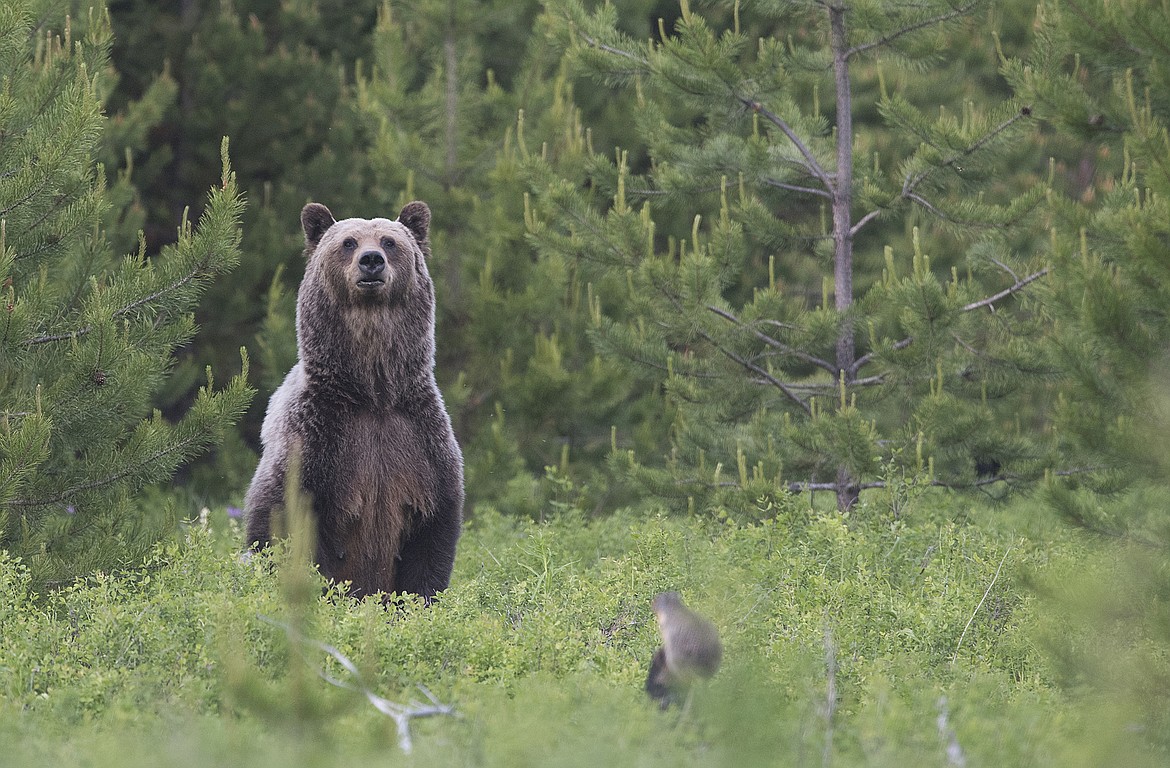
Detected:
[243,201,463,602]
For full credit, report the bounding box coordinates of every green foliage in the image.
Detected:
[0,2,253,588]
[527,0,1054,512]
[1005,0,1170,540]
[1,490,1119,766]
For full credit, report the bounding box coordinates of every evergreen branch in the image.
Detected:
[694,326,813,415]
[962,268,1047,311]
[904,192,1012,229]
[1054,513,1167,550]
[7,429,210,508]
[1060,0,1143,58]
[628,183,723,198]
[750,373,883,392]
[706,304,837,373]
[741,98,834,192]
[846,1,983,60]
[902,110,1028,199]
[850,265,1043,375]
[573,30,649,66]
[0,167,55,221]
[23,254,219,346]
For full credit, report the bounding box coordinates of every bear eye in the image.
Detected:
[381,237,395,251]
[342,237,358,250]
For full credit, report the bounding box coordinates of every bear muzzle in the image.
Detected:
[356,250,387,288]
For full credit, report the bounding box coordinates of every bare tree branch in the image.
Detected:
[847,1,984,60]
[258,615,458,755]
[849,208,882,237]
[706,304,837,373]
[741,98,834,191]
[962,268,1047,311]
[764,177,833,199]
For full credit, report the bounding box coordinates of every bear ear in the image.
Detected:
[397,201,430,246]
[301,203,336,248]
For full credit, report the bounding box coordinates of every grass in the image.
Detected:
[0,488,1164,766]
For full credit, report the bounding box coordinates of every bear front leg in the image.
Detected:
[242,460,287,549]
[393,509,462,603]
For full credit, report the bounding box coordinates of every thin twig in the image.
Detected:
[961,269,1048,311]
[951,545,1011,665]
[849,208,882,237]
[847,1,983,59]
[763,177,834,199]
[258,615,458,754]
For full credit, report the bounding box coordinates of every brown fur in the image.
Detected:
[244,201,463,601]
[645,591,722,708]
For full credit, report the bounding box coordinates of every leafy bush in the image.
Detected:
[5,491,1147,766]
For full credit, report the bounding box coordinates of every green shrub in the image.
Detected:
[0,492,1148,766]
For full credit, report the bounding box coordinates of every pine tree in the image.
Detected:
[529,0,1052,511]
[1010,0,1170,539]
[0,1,252,589]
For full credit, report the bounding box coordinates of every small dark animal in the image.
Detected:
[645,591,722,709]
[243,201,464,602]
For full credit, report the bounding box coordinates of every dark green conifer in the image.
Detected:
[0,1,251,588]
[528,0,1052,511]
[1011,0,1170,537]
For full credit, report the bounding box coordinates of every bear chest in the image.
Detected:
[304,407,435,526]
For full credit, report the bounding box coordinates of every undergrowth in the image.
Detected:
[0,490,1162,766]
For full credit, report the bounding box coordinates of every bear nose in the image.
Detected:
[358,250,385,276]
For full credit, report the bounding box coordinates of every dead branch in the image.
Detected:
[258,615,458,754]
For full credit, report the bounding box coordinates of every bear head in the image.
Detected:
[294,201,437,395]
[301,201,431,307]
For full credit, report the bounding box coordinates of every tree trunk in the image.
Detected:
[830,5,857,511]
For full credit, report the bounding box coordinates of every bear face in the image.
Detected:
[301,201,431,308]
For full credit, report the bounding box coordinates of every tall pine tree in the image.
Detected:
[1011,0,1170,537]
[0,1,251,589]
[529,0,1052,512]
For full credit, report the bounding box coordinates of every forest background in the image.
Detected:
[3,0,1170,764]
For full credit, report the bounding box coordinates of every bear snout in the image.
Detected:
[357,250,386,283]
